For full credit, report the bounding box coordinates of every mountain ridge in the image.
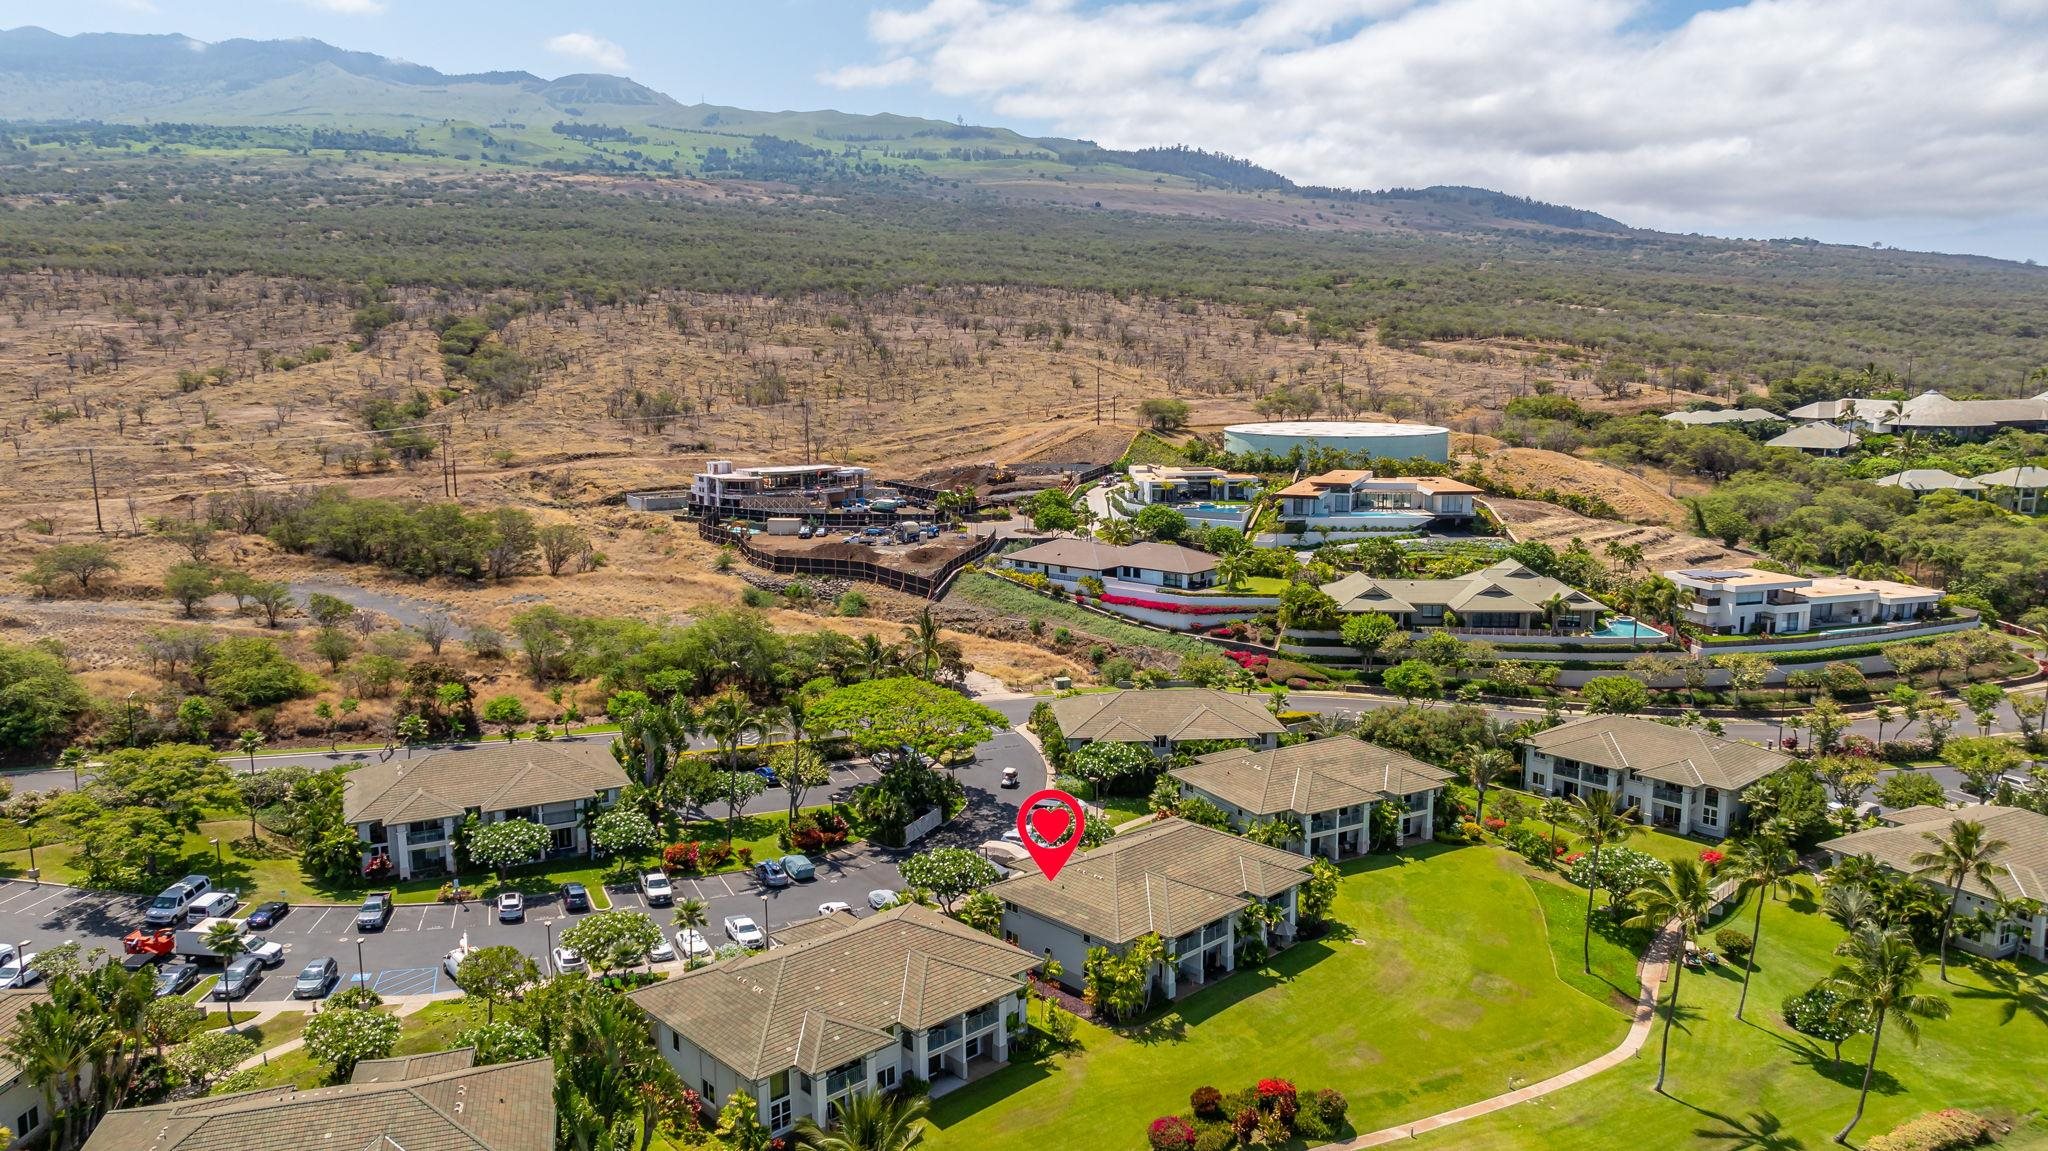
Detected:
[0,24,1631,234]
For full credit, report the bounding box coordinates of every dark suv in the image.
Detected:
[355,891,393,931]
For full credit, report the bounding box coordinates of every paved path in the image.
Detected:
[1338,903,1689,1148]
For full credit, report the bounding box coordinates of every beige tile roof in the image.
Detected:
[1974,466,2048,488]
[1322,560,1608,618]
[629,904,1036,1081]
[343,742,628,826]
[349,1048,478,1084]
[1873,469,1985,493]
[1171,738,1453,817]
[1822,805,2048,902]
[994,817,1309,945]
[81,1057,555,1151]
[1049,689,1285,744]
[0,987,50,1085]
[1767,423,1860,451]
[770,909,864,948]
[1002,539,1217,576]
[1522,714,1790,791]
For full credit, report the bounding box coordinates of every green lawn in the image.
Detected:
[947,572,1214,658]
[923,844,1628,1150]
[200,1009,309,1054]
[1194,576,1289,596]
[1401,879,2048,1151]
[235,1000,483,1091]
[670,804,863,877]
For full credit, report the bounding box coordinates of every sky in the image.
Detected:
[5,0,2048,262]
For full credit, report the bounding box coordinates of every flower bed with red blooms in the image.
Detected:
[1098,592,1247,616]
[1148,1116,1198,1150]
[1699,848,1724,868]
[1155,1080,1347,1148]
[1224,651,1270,669]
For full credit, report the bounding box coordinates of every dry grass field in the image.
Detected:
[0,272,1712,721]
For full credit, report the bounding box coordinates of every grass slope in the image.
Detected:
[923,845,1627,1150]
[1406,880,2048,1151]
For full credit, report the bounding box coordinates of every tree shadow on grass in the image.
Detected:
[1691,1108,1808,1151]
[1952,961,2048,1028]
[1770,1031,1905,1095]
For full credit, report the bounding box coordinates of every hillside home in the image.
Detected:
[1047,689,1285,756]
[1821,805,2047,963]
[1273,470,1481,530]
[1320,559,1609,635]
[1667,567,1943,636]
[690,460,870,516]
[1126,464,1260,505]
[344,743,628,880]
[1170,738,1452,856]
[82,1051,553,1151]
[1974,466,2048,514]
[1873,469,1984,497]
[1766,423,1860,455]
[996,817,1310,998]
[1519,715,1790,838]
[1786,392,2048,439]
[632,904,1037,1136]
[1661,408,1786,427]
[1001,538,1219,590]
[0,990,53,1148]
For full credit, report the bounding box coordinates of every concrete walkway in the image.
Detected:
[226,993,450,1074]
[1337,912,1684,1148]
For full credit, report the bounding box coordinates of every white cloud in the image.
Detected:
[820,56,922,88]
[544,31,630,73]
[838,0,2048,239]
[298,0,387,14]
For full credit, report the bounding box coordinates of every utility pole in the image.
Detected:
[87,448,103,534]
[1095,367,1102,425]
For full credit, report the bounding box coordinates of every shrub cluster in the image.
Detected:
[1864,1109,1996,1151]
[1152,1080,1348,1150]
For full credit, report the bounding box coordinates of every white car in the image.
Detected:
[675,929,714,961]
[816,901,853,916]
[244,938,286,968]
[648,936,677,964]
[187,892,239,923]
[551,946,587,976]
[0,952,38,989]
[442,941,473,979]
[867,889,899,910]
[496,892,524,923]
[639,871,674,907]
[722,915,765,949]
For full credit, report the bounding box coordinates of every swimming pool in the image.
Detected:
[1592,616,1664,640]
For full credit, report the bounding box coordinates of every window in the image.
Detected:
[876,1066,897,1090]
[701,1081,714,1101]
[1700,806,1720,829]
[669,1029,680,1051]
[16,1106,38,1135]
[1530,772,1546,787]
[769,1097,792,1131]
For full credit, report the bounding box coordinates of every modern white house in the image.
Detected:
[996,817,1310,999]
[343,743,628,880]
[1126,464,1261,506]
[1321,559,1611,635]
[631,905,1038,1137]
[1170,738,1452,856]
[0,990,53,1148]
[1975,466,2048,514]
[689,460,871,516]
[1046,689,1285,756]
[1272,470,1481,531]
[1666,567,1944,636]
[1001,538,1219,591]
[1519,715,1790,838]
[1821,805,2047,963]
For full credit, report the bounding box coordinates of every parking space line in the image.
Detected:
[304,907,333,934]
[18,889,67,912]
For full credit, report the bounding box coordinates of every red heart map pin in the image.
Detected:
[1018,788,1085,881]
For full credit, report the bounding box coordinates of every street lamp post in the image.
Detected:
[18,822,35,884]
[209,838,222,867]
[544,921,556,977]
[354,936,367,987]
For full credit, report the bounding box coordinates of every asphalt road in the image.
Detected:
[0,727,1043,1005]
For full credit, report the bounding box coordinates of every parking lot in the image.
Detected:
[0,728,1045,1004]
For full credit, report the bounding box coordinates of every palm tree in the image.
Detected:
[1909,820,2008,981]
[1826,925,1950,1144]
[1624,858,1718,1092]
[790,1089,929,1150]
[237,728,266,841]
[1216,550,1250,593]
[1538,593,1570,634]
[673,898,709,971]
[1455,746,1511,827]
[906,610,948,682]
[1569,790,1640,973]
[204,920,250,1032]
[1537,796,1571,861]
[695,691,765,844]
[856,633,896,681]
[1096,518,1135,546]
[7,994,105,1151]
[1725,835,1800,1019]
[1632,575,1681,632]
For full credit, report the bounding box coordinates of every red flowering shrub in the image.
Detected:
[1189,1086,1223,1119]
[662,841,700,874]
[1224,651,1270,669]
[1699,849,1725,868]
[1099,592,1246,616]
[1483,817,1507,832]
[1148,1116,1197,1150]
[700,840,733,869]
[1208,626,1234,637]
[1561,852,1585,866]
[1231,1108,1259,1143]
[1256,1079,1299,1121]
[736,846,754,866]
[790,811,851,853]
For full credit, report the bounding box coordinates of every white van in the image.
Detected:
[144,875,212,927]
